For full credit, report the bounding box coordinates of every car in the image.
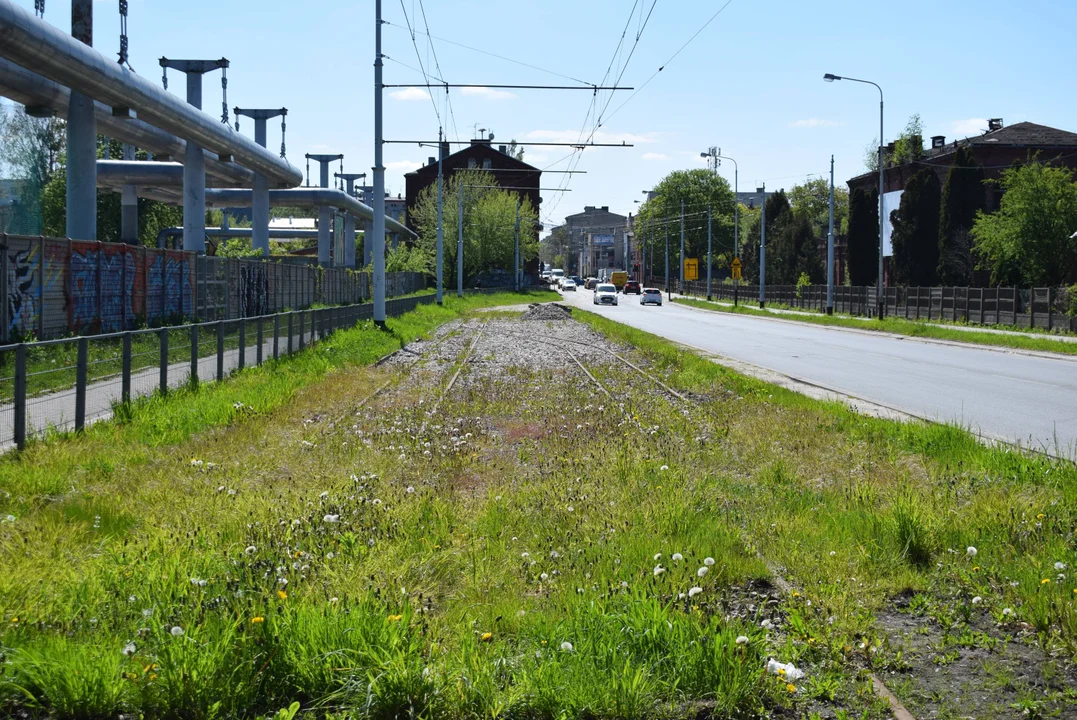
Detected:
[561,278,577,291]
[570,275,584,287]
[593,283,618,306]
[550,269,565,286]
[584,277,598,290]
[640,288,662,306]
[622,280,642,295]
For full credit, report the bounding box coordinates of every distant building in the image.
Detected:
[561,205,630,276]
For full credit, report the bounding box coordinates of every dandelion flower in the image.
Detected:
[560,641,574,652]
[245,546,257,554]
[761,619,774,630]
[660,465,669,471]
[323,514,340,523]
[786,683,797,694]
[170,626,184,637]
[540,573,549,581]
[521,552,530,559]
[829,551,837,557]
[319,491,329,498]
[278,590,288,599]
[1041,578,1051,585]
[142,608,153,617]
[703,557,715,567]
[653,565,666,577]
[1002,607,1014,616]
[971,596,982,605]
[672,553,683,562]
[2,515,15,523]
[735,635,749,645]
[387,614,403,622]
[567,506,574,512]
[697,567,709,578]
[654,553,662,561]
[688,586,703,598]
[966,546,977,557]
[251,617,264,624]
[122,642,137,656]
[480,632,493,642]
[406,486,415,494]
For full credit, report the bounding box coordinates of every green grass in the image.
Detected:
[673,296,1077,356]
[1,289,1074,719]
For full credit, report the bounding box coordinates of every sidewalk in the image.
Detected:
[669,292,1077,344]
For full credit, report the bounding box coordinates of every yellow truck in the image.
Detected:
[609,270,628,290]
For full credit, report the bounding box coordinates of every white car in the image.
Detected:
[640,288,662,306]
[561,278,577,291]
[593,283,618,306]
[551,269,565,286]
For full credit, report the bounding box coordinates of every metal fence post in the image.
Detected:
[14,344,26,449]
[0,236,9,345]
[299,311,305,350]
[238,318,246,371]
[288,313,294,354]
[256,317,263,366]
[75,337,88,432]
[1047,287,1053,330]
[159,327,169,395]
[190,324,199,387]
[1029,288,1036,329]
[274,315,280,359]
[122,332,132,403]
[217,321,225,381]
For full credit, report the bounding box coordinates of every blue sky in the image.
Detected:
[9,0,1077,232]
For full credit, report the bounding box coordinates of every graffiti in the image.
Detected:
[237,263,269,316]
[6,246,38,339]
[68,245,139,333]
[148,252,194,322]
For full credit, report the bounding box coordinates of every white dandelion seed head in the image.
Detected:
[170,626,184,636]
[122,642,137,656]
[760,619,774,630]
[142,608,153,617]
[245,545,257,554]
[688,586,703,598]
[653,565,666,577]
[1055,561,1067,571]
[966,546,978,557]
[672,553,683,562]
[319,491,329,498]
[567,506,574,512]
[829,551,837,557]
[620,581,629,588]
[654,553,662,561]
[697,567,709,578]
[560,641,573,652]
[1002,607,1014,616]
[704,557,715,567]
[2,514,16,523]
[735,635,749,645]
[660,465,669,471]
[971,596,983,605]
[323,514,340,523]
[540,573,549,581]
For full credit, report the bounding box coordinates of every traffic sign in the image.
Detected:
[731,257,742,280]
[684,258,698,281]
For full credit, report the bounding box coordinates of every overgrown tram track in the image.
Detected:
[544,327,918,720]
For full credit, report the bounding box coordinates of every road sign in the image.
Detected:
[684,258,698,281]
[731,257,742,280]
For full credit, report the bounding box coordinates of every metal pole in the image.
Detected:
[184,71,206,253]
[66,0,96,241]
[514,197,521,291]
[878,92,885,319]
[317,160,331,267]
[679,200,685,294]
[733,164,739,306]
[759,183,766,308]
[436,127,444,304]
[664,222,669,299]
[706,205,712,301]
[372,0,387,325]
[457,182,464,297]
[252,118,270,257]
[75,337,88,431]
[827,154,835,315]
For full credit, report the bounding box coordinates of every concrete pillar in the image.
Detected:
[66,0,96,240]
[183,72,206,253]
[120,144,138,243]
[317,160,331,266]
[343,214,356,268]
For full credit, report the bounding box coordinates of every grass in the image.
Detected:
[672,296,1077,356]
[0,290,1074,719]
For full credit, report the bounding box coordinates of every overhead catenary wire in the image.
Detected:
[416,0,459,143]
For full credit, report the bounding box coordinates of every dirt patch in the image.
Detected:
[875,607,1077,719]
[520,303,573,322]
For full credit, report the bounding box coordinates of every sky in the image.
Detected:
[7,0,1077,235]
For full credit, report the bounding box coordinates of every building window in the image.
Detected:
[468,158,477,169]
[482,158,492,169]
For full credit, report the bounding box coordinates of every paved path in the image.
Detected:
[558,288,1077,458]
[0,328,315,451]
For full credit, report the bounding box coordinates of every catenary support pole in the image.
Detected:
[457,181,464,297]
[664,222,670,300]
[827,154,835,315]
[877,93,885,319]
[436,127,444,304]
[372,0,386,325]
[514,197,521,291]
[759,182,766,308]
[66,0,96,240]
[679,200,685,294]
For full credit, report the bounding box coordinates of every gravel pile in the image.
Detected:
[520,303,573,322]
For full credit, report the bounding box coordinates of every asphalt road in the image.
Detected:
[556,286,1077,457]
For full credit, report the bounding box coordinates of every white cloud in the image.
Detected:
[461,86,517,100]
[386,160,422,172]
[389,87,431,102]
[789,118,845,129]
[950,118,987,136]
[524,129,660,145]
[641,152,669,161]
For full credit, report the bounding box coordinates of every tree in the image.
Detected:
[0,104,65,233]
[636,168,736,276]
[937,146,986,285]
[863,113,923,172]
[789,177,849,236]
[409,168,539,283]
[890,168,941,286]
[846,187,879,286]
[507,139,524,162]
[972,160,1077,286]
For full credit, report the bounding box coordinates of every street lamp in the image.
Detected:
[825,72,885,319]
[715,150,739,305]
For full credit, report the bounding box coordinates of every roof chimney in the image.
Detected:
[601,206,609,212]
[931,135,946,149]
[427,156,435,166]
[988,118,1003,132]
[498,145,507,154]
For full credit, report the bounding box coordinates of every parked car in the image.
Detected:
[584,277,598,290]
[640,288,662,306]
[622,280,642,295]
[561,278,577,291]
[593,283,618,306]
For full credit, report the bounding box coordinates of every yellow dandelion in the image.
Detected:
[777,667,786,676]
[10,617,17,623]
[1041,578,1051,585]
[388,614,403,622]
[1036,513,1045,520]
[149,673,158,681]
[480,632,493,642]
[251,617,264,624]
[791,591,800,598]
[278,590,288,599]
[972,566,980,572]
[786,683,796,693]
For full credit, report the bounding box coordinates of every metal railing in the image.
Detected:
[650,276,1077,332]
[0,293,436,451]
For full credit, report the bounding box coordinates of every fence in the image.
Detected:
[650,275,1077,332]
[0,293,438,451]
[1,234,427,342]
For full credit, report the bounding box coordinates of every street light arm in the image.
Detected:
[829,74,883,102]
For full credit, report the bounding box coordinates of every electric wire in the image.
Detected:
[397,0,443,127]
[416,0,460,143]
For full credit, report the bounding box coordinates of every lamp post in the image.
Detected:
[715,151,739,304]
[824,72,885,318]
